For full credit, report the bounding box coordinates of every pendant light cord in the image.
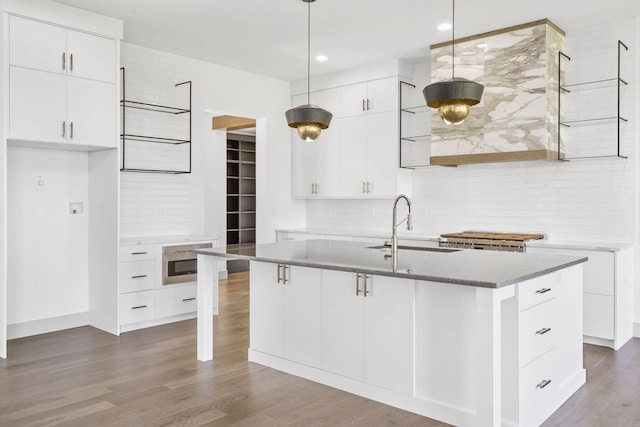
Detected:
[451,0,455,79]
[307,0,311,105]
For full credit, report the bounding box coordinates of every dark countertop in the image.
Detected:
[196,239,587,288]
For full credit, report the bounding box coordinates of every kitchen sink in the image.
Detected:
[367,244,459,253]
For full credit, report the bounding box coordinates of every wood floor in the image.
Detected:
[1,273,639,426]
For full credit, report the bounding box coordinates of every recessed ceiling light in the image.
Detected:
[437,22,452,31]
[315,55,328,62]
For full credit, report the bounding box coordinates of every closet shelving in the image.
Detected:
[120,67,192,173]
[226,134,256,246]
[557,40,629,160]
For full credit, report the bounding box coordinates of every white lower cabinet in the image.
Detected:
[156,284,197,318]
[526,245,633,349]
[250,261,322,367]
[119,290,155,325]
[321,269,414,395]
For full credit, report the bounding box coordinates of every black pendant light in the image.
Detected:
[285,0,332,141]
[423,0,484,125]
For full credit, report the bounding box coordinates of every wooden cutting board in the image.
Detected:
[440,231,545,241]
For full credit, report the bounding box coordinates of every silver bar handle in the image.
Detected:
[70,122,73,139]
[132,305,147,310]
[366,98,370,111]
[131,275,147,279]
[536,379,551,389]
[70,53,73,71]
[62,52,66,70]
[362,182,366,194]
[536,288,551,294]
[363,274,369,297]
[315,183,318,195]
[283,265,289,284]
[277,263,282,283]
[536,327,551,335]
[62,121,66,138]
[362,99,366,111]
[131,251,147,255]
[366,182,371,194]
[182,297,196,302]
[356,273,361,296]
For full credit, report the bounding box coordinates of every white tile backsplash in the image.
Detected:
[307,18,638,244]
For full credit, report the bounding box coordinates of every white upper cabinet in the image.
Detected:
[66,30,116,83]
[8,15,118,148]
[9,16,67,74]
[291,68,410,199]
[340,77,396,118]
[9,16,116,83]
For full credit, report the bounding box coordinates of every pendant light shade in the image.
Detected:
[423,0,484,125]
[286,0,332,141]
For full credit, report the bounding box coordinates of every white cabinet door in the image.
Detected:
[67,78,117,147]
[9,16,66,74]
[322,269,365,381]
[366,78,397,114]
[284,266,322,367]
[340,82,368,118]
[314,119,341,196]
[67,30,116,83]
[340,116,368,197]
[292,134,316,197]
[366,111,398,197]
[9,67,66,143]
[363,274,414,395]
[312,87,341,118]
[250,261,285,357]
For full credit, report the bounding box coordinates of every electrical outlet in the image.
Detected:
[35,209,44,222]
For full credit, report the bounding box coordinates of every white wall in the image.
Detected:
[7,147,89,325]
[120,43,304,244]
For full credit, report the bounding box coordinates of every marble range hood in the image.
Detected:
[429,19,566,166]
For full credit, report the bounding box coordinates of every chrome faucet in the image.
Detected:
[386,194,413,271]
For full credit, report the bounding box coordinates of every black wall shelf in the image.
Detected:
[557,40,629,161]
[120,67,192,174]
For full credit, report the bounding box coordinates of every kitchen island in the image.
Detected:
[196,239,587,427]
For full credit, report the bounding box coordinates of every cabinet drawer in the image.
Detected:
[519,273,557,311]
[120,291,156,325]
[584,293,614,340]
[520,348,558,426]
[120,245,156,262]
[156,285,197,318]
[520,298,557,367]
[119,260,157,293]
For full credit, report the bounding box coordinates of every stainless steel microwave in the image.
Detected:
[162,242,212,285]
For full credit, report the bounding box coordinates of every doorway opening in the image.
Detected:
[212,115,256,273]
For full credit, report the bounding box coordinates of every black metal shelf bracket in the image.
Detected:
[558,40,629,161]
[120,67,192,174]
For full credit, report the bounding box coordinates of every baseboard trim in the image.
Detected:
[8,312,89,340]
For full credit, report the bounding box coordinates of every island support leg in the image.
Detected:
[196,254,217,361]
[475,285,514,427]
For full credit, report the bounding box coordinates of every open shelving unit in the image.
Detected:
[557,40,629,160]
[399,81,431,169]
[120,67,192,173]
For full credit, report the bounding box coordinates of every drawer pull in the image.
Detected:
[536,327,551,335]
[536,379,551,389]
[131,305,147,310]
[182,297,196,302]
[131,275,148,279]
[131,251,148,255]
[536,288,551,294]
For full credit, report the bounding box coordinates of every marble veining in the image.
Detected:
[430,21,565,159]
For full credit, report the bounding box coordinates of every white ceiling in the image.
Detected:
[52,0,639,82]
